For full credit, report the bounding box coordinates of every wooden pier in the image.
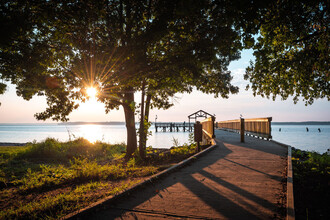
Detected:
[155,122,193,132]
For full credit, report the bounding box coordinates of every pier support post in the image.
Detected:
[240,118,245,143]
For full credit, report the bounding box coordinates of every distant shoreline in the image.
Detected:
[0,121,330,126]
[0,142,26,146]
[0,122,126,126]
[59,121,125,125]
[272,121,330,125]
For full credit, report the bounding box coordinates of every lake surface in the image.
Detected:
[0,123,329,153]
[0,124,191,149]
[271,124,329,153]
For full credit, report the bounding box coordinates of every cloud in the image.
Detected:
[230,68,249,89]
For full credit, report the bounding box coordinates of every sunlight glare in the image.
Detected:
[86,87,98,99]
[79,125,103,144]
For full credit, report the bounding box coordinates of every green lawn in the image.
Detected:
[0,138,198,219]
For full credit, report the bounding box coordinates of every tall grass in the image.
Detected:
[1,138,159,192]
[1,180,141,220]
[0,138,127,185]
[20,138,126,162]
[0,138,159,219]
[0,137,202,219]
[14,157,157,192]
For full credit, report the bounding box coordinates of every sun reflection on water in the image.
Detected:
[79,125,103,143]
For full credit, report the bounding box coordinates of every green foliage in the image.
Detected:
[170,143,196,156]
[0,168,6,187]
[0,139,126,186]
[0,82,6,106]
[1,0,260,159]
[0,0,243,120]
[0,139,159,219]
[127,157,137,168]
[245,0,329,105]
[0,146,28,160]
[1,180,140,220]
[0,82,6,94]
[188,132,195,145]
[292,148,330,219]
[13,157,156,192]
[0,137,206,219]
[20,138,125,162]
[171,137,180,148]
[23,138,63,159]
[137,118,152,142]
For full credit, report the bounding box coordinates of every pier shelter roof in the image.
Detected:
[188,110,215,122]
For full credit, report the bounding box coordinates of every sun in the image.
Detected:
[86,87,98,99]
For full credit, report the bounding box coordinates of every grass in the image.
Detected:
[292,148,330,219]
[0,137,201,219]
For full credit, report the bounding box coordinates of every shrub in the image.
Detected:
[170,143,196,155]
[292,148,330,219]
[18,138,125,162]
[23,138,63,159]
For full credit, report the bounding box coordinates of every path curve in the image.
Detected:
[82,129,287,219]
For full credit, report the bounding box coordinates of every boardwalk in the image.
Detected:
[84,129,287,219]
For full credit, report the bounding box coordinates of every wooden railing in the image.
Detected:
[201,116,215,145]
[216,117,272,142]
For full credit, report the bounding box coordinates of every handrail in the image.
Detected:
[217,117,272,141]
[201,116,215,145]
[218,117,271,123]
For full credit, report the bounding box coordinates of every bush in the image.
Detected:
[23,138,63,159]
[170,143,196,155]
[292,148,330,219]
[18,138,125,162]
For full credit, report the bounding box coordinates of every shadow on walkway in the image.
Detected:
[82,130,287,219]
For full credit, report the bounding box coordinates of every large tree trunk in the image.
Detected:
[123,88,137,159]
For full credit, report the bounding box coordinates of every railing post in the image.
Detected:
[268,117,272,140]
[212,116,215,138]
[194,121,202,152]
[240,118,245,142]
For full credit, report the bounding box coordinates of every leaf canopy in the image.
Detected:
[0,0,254,120]
[245,0,329,105]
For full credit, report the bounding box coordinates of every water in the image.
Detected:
[0,123,191,149]
[0,123,329,153]
[271,124,329,153]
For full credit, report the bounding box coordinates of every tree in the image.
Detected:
[1,0,260,158]
[135,0,256,157]
[245,0,329,105]
[0,82,5,106]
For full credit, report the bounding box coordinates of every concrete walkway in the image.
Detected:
[85,130,287,219]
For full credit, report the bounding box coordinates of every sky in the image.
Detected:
[0,49,329,123]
